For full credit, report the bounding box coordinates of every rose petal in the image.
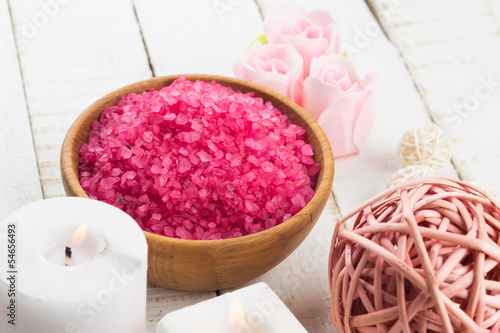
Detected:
[316,89,375,157]
[264,3,341,76]
[264,3,306,43]
[234,42,303,103]
[303,55,375,157]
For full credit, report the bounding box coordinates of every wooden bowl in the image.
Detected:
[61,75,334,292]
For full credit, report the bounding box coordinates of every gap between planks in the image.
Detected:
[5,0,45,200]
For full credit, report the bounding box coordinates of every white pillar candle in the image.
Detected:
[0,197,148,333]
[156,282,307,332]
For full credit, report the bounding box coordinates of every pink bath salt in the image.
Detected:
[260,161,274,173]
[177,157,192,173]
[197,150,211,162]
[118,146,132,159]
[151,164,164,174]
[301,144,314,156]
[175,226,192,240]
[150,213,161,222]
[291,194,306,210]
[79,75,319,240]
[143,131,154,142]
[265,218,277,229]
[100,177,119,189]
[164,226,175,237]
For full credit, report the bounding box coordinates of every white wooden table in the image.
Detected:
[2,0,500,331]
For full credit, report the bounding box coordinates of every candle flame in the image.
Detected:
[71,224,87,246]
[229,296,248,332]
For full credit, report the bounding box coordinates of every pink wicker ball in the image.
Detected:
[329,177,500,333]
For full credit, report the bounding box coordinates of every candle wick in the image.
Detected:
[65,246,72,259]
[65,246,72,266]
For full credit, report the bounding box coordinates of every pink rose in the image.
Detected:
[233,41,303,104]
[264,3,341,77]
[303,55,375,157]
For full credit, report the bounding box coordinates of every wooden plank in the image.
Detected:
[485,0,500,24]
[0,0,42,220]
[8,0,152,198]
[146,286,215,332]
[220,195,340,332]
[367,0,500,196]
[132,0,263,77]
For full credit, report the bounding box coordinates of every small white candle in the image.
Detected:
[156,282,307,333]
[0,197,148,333]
